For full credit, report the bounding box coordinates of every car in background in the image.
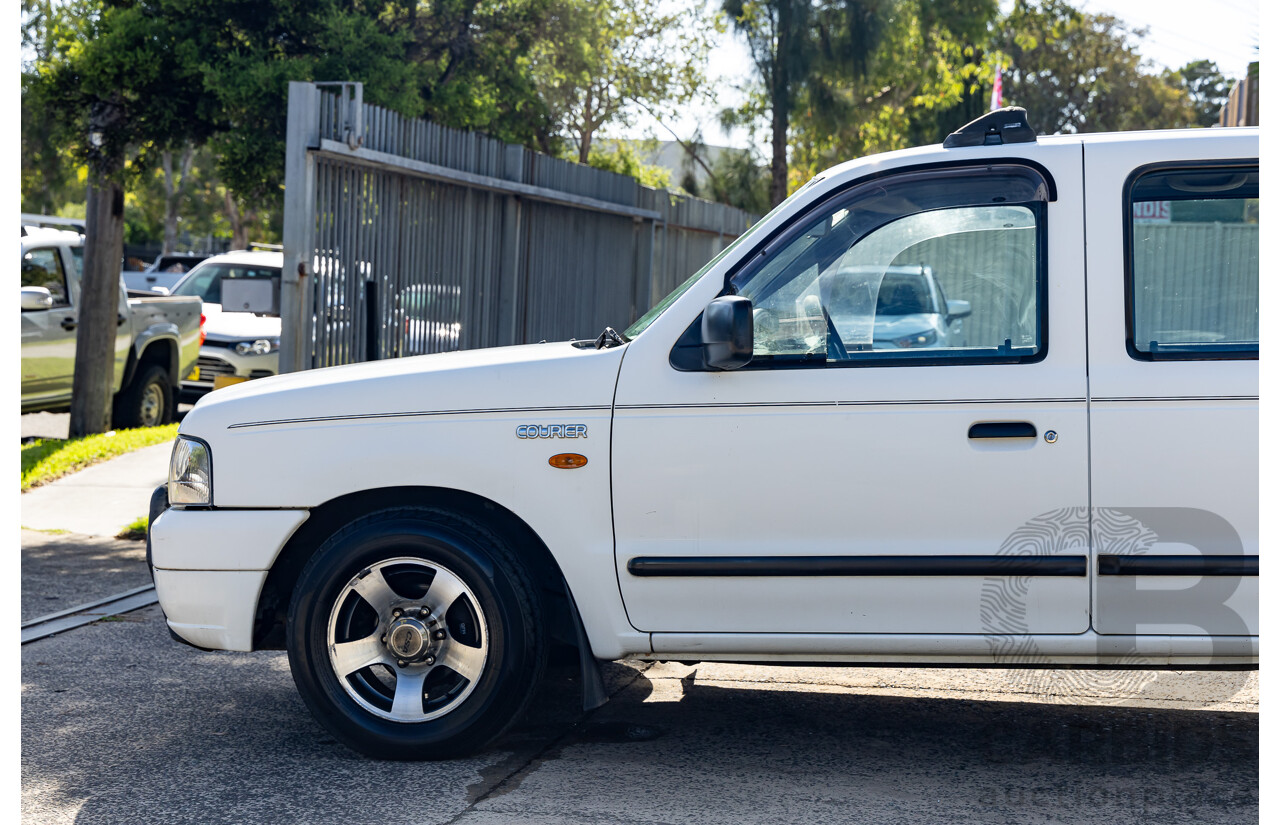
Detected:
[393,283,462,356]
[123,253,211,294]
[830,264,970,351]
[754,264,971,356]
[168,250,282,398]
[20,229,202,427]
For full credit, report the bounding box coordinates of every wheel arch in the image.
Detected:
[253,486,580,656]
[124,334,179,389]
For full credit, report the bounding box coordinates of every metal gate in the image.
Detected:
[280,82,755,372]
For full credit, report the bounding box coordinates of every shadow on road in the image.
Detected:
[21,616,1256,825]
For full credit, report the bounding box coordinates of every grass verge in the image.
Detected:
[21,423,179,492]
[117,515,149,541]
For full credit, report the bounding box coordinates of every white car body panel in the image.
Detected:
[152,126,1258,669]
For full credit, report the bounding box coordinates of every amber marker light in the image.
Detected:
[548,453,588,469]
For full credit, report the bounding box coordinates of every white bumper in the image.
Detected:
[150,508,309,651]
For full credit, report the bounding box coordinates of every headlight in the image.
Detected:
[894,329,938,348]
[235,338,280,356]
[169,436,212,507]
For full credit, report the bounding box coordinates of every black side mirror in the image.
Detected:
[702,295,753,370]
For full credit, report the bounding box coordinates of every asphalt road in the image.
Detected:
[20,530,151,622]
[22,585,1257,824]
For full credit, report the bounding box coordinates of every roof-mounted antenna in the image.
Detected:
[943,107,1037,148]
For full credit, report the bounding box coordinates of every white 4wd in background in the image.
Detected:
[168,249,283,396]
[149,110,1258,759]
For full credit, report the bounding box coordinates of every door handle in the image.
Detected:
[117,313,127,326]
[60,317,77,331]
[968,422,1037,439]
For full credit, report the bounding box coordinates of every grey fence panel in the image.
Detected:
[287,83,755,370]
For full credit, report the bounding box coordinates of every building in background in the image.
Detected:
[1219,62,1259,127]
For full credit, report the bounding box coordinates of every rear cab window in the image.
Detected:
[1126,163,1259,360]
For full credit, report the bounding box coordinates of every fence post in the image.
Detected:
[280,81,321,374]
[496,145,525,346]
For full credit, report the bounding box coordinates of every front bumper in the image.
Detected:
[182,342,279,392]
[149,490,308,651]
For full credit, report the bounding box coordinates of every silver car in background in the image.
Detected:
[826,264,971,351]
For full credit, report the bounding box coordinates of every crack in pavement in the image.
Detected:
[447,661,656,824]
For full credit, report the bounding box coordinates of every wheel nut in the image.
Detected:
[433,630,446,640]
[397,660,406,667]
[392,609,402,618]
[381,635,387,643]
[424,656,435,665]
[419,608,429,618]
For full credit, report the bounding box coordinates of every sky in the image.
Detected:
[617,0,1260,154]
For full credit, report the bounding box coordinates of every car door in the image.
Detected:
[1083,132,1258,639]
[612,144,1091,640]
[20,244,78,405]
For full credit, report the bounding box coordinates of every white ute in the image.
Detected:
[149,110,1259,759]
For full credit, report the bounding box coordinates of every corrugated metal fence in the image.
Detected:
[281,82,755,371]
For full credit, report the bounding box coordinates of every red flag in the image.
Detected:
[990,64,1004,111]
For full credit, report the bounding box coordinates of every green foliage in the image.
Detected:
[530,0,714,162]
[117,515,149,540]
[995,0,1196,134]
[1166,60,1233,128]
[682,147,772,215]
[579,141,672,189]
[791,0,999,181]
[21,423,179,492]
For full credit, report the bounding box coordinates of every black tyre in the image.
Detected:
[113,363,172,429]
[286,506,545,759]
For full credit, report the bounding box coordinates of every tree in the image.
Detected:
[681,146,772,215]
[790,0,998,181]
[31,1,221,436]
[995,0,1195,134]
[530,0,713,163]
[722,0,817,206]
[1167,60,1233,128]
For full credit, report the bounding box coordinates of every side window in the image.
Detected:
[1127,164,1258,359]
[21,248,71,307]
[730,166,1046,367]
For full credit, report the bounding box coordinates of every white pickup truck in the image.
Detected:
[20,229,203,427]
[150,110,1258,759]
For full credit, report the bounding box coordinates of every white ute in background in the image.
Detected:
[148,109,1259,759]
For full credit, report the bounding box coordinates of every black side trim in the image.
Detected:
[1098,555,1259,576]
[628,555,1087,577]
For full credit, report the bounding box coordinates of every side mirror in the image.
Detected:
[21,287,54,311]
[946,299,972,320]
[701,295,753,370]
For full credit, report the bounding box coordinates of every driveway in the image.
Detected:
[22,605,1256,824]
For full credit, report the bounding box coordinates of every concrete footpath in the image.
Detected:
[21,442,170,537]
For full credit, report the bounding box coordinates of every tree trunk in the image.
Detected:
[769,1,792,207]
[69,172,125,437]
[577,129,592,164]
[160,143,195,255]
[224,189,249,250]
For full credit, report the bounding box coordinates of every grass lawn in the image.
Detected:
[21,423,179,492]
[116,515,149,540]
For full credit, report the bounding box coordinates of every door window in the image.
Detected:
[21,248,70,307]
[729,166,1047,367]
[1126,164,1258,359]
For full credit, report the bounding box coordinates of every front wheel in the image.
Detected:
[112,363,173,429]
[286,507,545,759]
